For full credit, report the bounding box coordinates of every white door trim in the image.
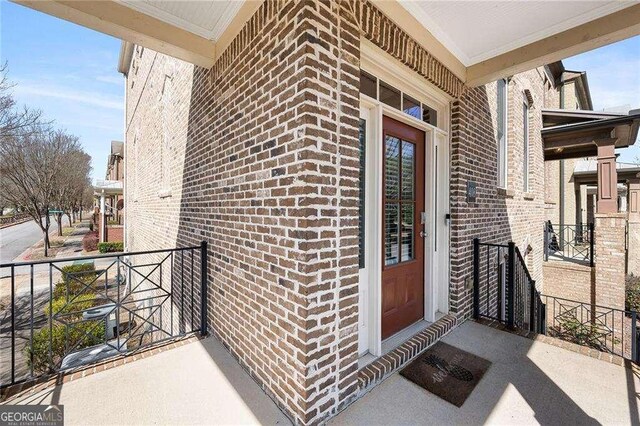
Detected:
[357,44,451,358]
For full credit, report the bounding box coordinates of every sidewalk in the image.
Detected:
[0,220,99,385]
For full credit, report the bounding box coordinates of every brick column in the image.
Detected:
[595,139,618,213]
[627,177,640,275]
[594,213,626,309]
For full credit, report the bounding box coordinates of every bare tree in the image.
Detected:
[1,128,91,255]
[51,135,92,235]
[0,63,42,138]
[0,64,92,256]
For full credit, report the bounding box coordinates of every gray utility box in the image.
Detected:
[83,303,117,339]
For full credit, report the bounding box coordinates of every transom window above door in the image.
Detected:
[360,70,438,127]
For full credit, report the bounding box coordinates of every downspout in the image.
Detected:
[559,82,565,228]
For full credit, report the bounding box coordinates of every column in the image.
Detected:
[99,191,106,243]
[594,213,626,310]
[628,177,640,275]
[595,139,618,213]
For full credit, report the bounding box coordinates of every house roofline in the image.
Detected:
[117,41,134,75]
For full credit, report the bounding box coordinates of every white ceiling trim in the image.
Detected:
[399,1,472,65]
[115,0,245,42]
[401,1,635,67]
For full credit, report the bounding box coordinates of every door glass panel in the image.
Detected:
[385,136,400,200]
[401,203,414,262]
[401,141,414,200]
[385,132,418,266]
[422,104,438,127]
[379,81,401,110]
[360,70,377,99]
[385,202,399,266]
[403,95,421,119]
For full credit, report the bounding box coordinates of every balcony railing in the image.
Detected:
[0,242,207,389]
[542,294,639,362]
[544,222,594,266]
[473,239,545,332]
[473,237,640,364]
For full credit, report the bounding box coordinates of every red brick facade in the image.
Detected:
[123,1,560,423]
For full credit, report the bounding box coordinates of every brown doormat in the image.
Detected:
[400,342,491,407]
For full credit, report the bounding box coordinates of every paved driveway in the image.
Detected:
[333,321,640,425]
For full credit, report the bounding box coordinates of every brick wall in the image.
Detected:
[594,213,627,309]
[450,69,549,316]
[124,0,559,422]
[543,261,593,302]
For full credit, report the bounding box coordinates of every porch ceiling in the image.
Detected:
[399,1,631,67]
[12,0,640,86]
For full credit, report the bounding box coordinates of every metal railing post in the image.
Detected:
[589,222,595,267]
[543,223,548,262]
[11,265,15,384]
[200,241,208,336]
[473,238,480,320]
[529,280,536,332]
[507,242,515,329]
[633,311,638,364]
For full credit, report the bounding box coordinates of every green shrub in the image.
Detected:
[626,274,640,312]
[97,242,124,253]
[26,321,105,373]
[52,263,97,299]
[45,293,97,317]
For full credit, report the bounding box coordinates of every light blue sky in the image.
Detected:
[563,35,640,163]
[1,2,639,180]
[1,1,123,180]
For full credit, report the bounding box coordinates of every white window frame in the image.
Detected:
[497,79,508,189]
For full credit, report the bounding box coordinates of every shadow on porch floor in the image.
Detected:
[332,320,640,425]
[6,336,292,425]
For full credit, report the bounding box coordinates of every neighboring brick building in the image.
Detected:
[93,141,125,243]
[105,140,125,225]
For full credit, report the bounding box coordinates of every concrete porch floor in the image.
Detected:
[5,321,639,425]
[333,321,640,425]
[5,336,292,425]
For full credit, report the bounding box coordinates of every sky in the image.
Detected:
[563,35,640,164]
[0,2,638,180]
[1,1,123,181]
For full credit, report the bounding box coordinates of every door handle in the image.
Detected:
[419,230,427,238]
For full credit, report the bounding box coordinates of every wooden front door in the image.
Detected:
[381,116,425,340]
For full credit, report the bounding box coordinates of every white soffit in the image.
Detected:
[116,0,245,41]
[400,1,637,66]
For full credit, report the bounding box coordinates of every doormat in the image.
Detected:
[400,342,491,407]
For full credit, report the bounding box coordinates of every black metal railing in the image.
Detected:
[542,294,639,362]
[544,222,594,266]
[473,238,640,363]
[0,242,208,389]
[473,239,545,332]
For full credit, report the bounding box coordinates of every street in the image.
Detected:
[0,217,55,265]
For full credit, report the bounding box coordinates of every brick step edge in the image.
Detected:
[357,314,458,396]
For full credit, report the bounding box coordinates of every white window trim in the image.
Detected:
[523,97,530,193]
[497,78,508,189]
